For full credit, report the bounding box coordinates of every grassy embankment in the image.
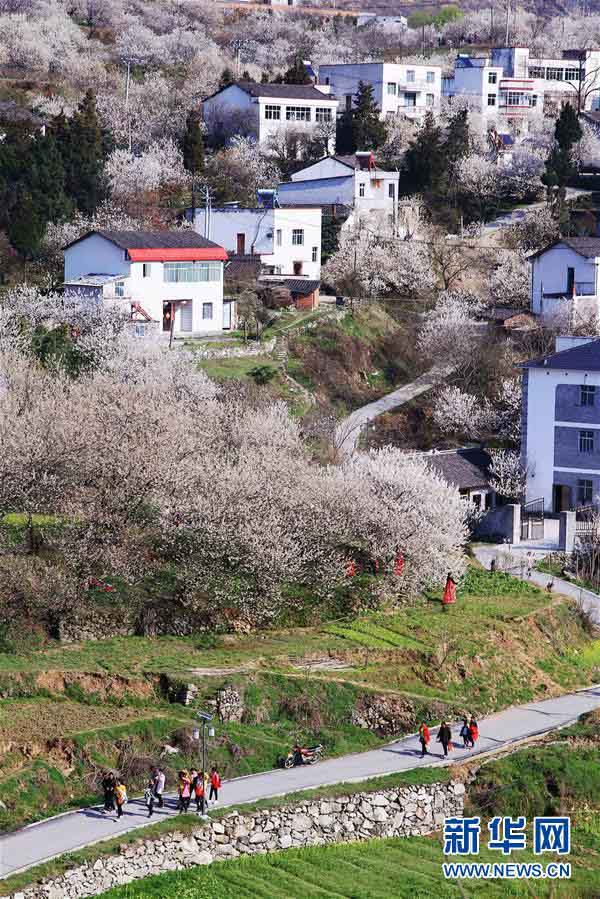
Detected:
[101,711,600,899]
[1,569,599,833]
[192,304,423,416]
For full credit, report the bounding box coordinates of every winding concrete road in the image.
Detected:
[3,686,600,879]
[336,363,455,456]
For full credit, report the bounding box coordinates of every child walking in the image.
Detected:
[209,766,222,803]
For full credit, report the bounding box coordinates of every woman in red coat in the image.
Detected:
[469,717,479,747]
[442,573,457,608]
[418,722,430,758]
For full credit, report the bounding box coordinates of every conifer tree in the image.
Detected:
[8,190,45,258]
[352,81,387,151]
[543,102,582,227]
[282,56,311,85]
[182,110,204,175]
[55,90,108,215]
[219,68,235,88]
[401,112,445,195]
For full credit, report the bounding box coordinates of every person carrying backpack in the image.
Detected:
[460,718,471,749]
[144,777,155,818]
[418,722,430,758]
[114,779,127,819]
[178,770,192,813]
[209,766,222,803]
[153,767,165,808]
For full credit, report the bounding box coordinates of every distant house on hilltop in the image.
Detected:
[201,81,338,152]
[63,230,234,337]
[528,237,600,324]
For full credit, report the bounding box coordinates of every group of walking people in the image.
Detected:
[101,764,222,820]
[418,716,479,758]
[175,766,222,814]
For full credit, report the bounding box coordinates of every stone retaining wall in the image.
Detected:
[193,338,276,359]
[11,783,464,898]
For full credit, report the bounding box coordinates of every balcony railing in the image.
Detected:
[543,283,596,299]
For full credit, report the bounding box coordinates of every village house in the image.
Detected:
[63,230,233,337]
[317,61,442,121]
[421,447,496,511]
[522,336,600,512]
[529,237,600,324]
[201,81,338,152]
[356,12,407,28]
[193,197,322,281]
[277,152,400,223]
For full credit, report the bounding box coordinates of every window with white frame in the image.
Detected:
[312,246,318,262]
[488,71,497,84]
[579,430,595,453]
[564,67,580,81]
[488,93,496,106]
[276,229,282,246]
[264,105,281,120]
[580,385,596,406]
[142,263,151,278]
[115,281,125,297]
[292,228,304,245]
[387,82,397,95]
[163,262,221,283]
[506,91,527,106]
[546,67,564,80]
[202,302,213,320]
[316,107,332,122]
[426,93,434,106]
[427,71,435,83]
[406,69,415,82]
[578,478,593,505]
[286,106,311,121]
[359,182,365,197]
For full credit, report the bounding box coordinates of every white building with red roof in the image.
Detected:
[63,230,233,337]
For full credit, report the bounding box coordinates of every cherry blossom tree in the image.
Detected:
[105,139,191,200]
[489,250,530,308]
[488,449,527,502]
[418,291,485,381]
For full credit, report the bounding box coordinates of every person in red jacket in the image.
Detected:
[209,765,222,804]
[469,717,479,748]
[418,722,430,758]
[442,573,457,609]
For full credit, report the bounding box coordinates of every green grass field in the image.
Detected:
[101,832,600,898]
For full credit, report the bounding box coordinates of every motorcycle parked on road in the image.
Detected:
[282,744,324,769]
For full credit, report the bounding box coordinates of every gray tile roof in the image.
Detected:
[524,337,600,371]
[529,236,600,260]
[278,278,320,295]
[216,81,337,102]
[421,448,492,490]
[63,230,223,252]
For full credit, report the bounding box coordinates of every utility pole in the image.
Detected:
[196,711,214,819]
[505,0,511,46]
[203,185,213,241]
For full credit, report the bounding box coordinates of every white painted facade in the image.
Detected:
[195,207,322,279]
[443,56,543,127]
[356,13,407,28]
[64,234,228,336]
[523,337,600,510]
[278,155,399,218]
[530,241,600,321]
[492,47,600,113]
[202,82,338,152]
[318,62,442,121]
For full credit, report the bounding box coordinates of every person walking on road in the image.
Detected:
[418,722,430,758]
[144,777,155,819]
[469,717,479,749]
[460,718,471,749]
[178,770,192,813]
[101,771,116,813]
[153,767,165,808]
[526,552,533,578]
[437,721,452,757]
[193,770,206,813]
[209,766,222,804]
[114,779,127,819]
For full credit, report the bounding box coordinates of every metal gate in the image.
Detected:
[521,497,544,541]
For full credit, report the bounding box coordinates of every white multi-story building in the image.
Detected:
[317,61,442,121]
[522,336,600,512]
[194,204,322,280]
[492,47,600,114]
[529,237,600,323]
[443,55,542,127]
[201,81,338,152]
[63,230,232,336]
[444,47,600,130]
[277,152,400,220]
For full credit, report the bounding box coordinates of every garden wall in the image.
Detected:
[11,782,464,898]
